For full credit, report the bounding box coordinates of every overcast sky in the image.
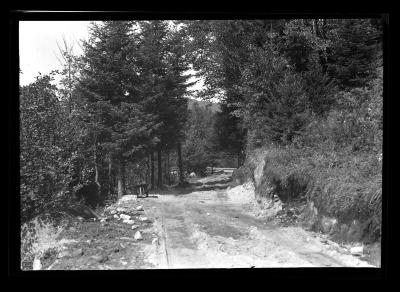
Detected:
[19,20,203,93]
[19,21,91,85]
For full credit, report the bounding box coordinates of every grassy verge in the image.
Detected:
[244,145,382,244]
[21,216,68,270]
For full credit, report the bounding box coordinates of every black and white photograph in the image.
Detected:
[13,13,385,272]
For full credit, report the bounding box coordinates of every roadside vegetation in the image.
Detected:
[19,19,384,269]
[192,19,383,243]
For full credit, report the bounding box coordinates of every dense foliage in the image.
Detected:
[20,18,383,243]
[182,102,217,175]
[183,18,383,241]
[20,21,192,222]
[183,19,382,151]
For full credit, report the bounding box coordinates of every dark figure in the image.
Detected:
[134,183,149,198]
[75,182,101,209]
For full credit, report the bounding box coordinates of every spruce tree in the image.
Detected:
[325,19,382,89]
[135,21,191,188]
[79,21,159,198]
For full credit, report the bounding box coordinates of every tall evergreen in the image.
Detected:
[325,19,383,89]
[78,21,159,198]
[135,21,192,188]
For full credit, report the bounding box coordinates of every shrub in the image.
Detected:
[248,143,382,242]
[21,217,68,270]
[300,69,382,154]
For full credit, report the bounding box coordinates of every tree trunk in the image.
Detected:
[177,143,184,185]
[157,148,162,189]
[117,168,123,199]
[312,19,317,35]
[150,152,154,189]
[147,154,151,186]
[117,159,126,199]
[166,150,170,185]
[121,159,126,195]
[68,63,72,114]
[93,135,101,198]
[108,155,112,197]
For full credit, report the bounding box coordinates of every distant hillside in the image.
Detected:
[188,98,220,113]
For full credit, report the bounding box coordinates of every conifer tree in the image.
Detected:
[325,19,382,89]
[79,21,159,198]
[135,21,192,188]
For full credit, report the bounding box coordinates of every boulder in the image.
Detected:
[134,231,143,240]
[350,246,364,256]
[123,219,135,225]
[32,257,42,270]
[131,225,139,230]
[119,214,131,221]
[136,205,144,211]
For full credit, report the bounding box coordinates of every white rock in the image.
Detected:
[136,205,144,211]
[110,210,117,215]
[123,219,135,225]
[119,214,131,221]
[119,195,137,202]
[77,216,84,221]
[32,257,42,270]
[350,246,364,255]
[207,213,210,216]
[134,231,143,240]
[139,216,148,222]
[116,207,125,212]
[113,214,119,219]
[100,219,106,223]
[131,225,139,230]
[152,238,159,245]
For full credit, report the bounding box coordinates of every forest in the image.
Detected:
[20,18,383,238]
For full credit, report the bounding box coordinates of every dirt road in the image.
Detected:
[139,173,374,268]
[47,172,374,270]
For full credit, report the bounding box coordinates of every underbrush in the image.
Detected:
[250,144,382,243]
[306,150,382,242]
[21,216,68,270]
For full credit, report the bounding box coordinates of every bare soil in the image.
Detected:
[47,172,377,269]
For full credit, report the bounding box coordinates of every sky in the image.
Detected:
[19,21,91,86]
[19,21,204,93]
